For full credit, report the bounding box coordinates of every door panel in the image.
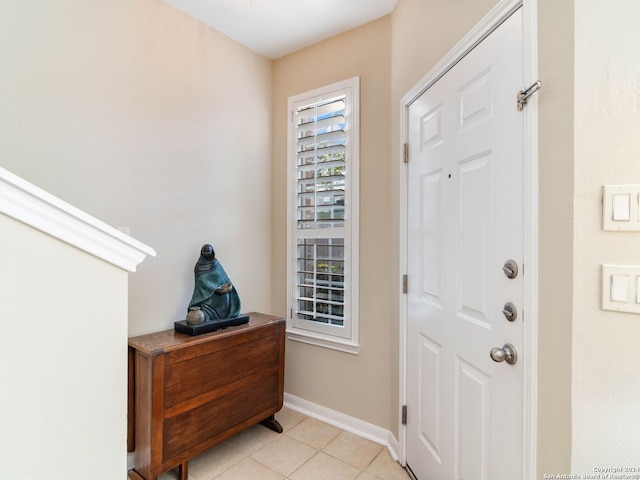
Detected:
[418,334,441,459]
[459,153,491,324]
[406,8,524,480]
[456,358,491,480]
[420,170,442,303]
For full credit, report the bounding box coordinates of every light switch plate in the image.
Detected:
[603,185,640,231]
[602,264,640,314]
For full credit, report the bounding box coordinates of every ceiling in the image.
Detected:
[162,0,398,59]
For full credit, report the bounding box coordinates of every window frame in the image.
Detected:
[286,77,360,354]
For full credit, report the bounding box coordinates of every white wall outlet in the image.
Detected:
[602,264,640,314]
[603,185,640,231]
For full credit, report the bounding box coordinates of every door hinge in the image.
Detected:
[403,143,409,163]
[517,80,542,111]
[402,274,408,294]
[290,308,293,319]
[402,405,407,425]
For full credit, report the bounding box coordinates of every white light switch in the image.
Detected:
[610,274,629,302]
[603,185,640,231]
[602,265,640,314]
[612,194,631,221]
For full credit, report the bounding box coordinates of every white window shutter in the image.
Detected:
[286,77,360,354]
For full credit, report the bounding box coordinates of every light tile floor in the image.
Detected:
[131,407,410,480]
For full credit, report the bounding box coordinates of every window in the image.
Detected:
[286,77,359,354]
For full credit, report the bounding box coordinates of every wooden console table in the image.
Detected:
[127,312,285,480]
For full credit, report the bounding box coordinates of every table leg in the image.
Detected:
[127,469,147,480]
[178,462,188,480]
[260,414,283,433]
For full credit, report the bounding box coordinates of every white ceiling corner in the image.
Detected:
[162,0,398,59]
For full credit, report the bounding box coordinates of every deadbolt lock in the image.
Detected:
[502,302,518,322]
[502,259,518,279]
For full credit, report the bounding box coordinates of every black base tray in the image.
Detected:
[174,314,250,336]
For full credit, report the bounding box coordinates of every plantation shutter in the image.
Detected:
[287,77,359,351]
[296,96,346,230]
[294,95,347,328]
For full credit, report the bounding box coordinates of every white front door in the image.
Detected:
[406,8,525,480]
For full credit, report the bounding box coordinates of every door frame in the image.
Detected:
[398,0,539,478]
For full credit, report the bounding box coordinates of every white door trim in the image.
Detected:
[397,1,539,478]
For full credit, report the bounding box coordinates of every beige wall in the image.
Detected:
[0,214,129,479]
[537,0,574,474]
[271,17,394,429]
[0,0,273,337]
[572,0,640,468]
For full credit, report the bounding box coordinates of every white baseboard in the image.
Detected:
[284,392,400,461]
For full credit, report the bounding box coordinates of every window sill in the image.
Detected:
[286,328,359,355]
